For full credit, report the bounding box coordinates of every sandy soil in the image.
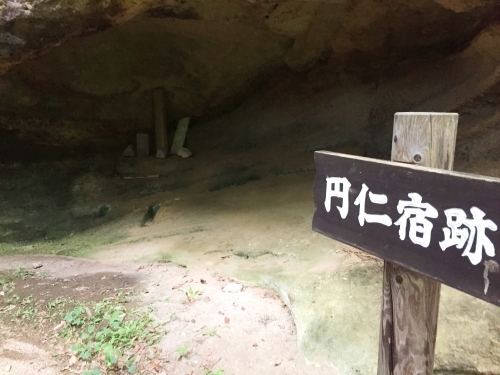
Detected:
[0,255,335,375]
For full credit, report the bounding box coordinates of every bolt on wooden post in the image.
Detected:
[377,112,458,375]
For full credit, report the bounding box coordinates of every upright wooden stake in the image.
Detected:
[154,88,167,158]
[171,117,190,155]
[377,112,458,375]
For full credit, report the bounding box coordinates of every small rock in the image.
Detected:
[32,262,42,269]
[177,147,192,158]
[5,364,11,372]
[224,317,230,324]
[53,321,65,331]
[96,204,110,218]
[7,2,22,8]
[122,145,136,157]
[223,283,243,293]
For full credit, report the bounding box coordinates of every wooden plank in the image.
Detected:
[391,112,458,169]
[136,133,151,157]
[378,263,440,375]
[312,151,500,305]
[383,112,457,375]
[171,117,190,155]
[429,113,458,170]
[154,88,167,158]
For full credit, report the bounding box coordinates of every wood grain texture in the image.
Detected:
[171,117,190,154]
[380,112,458,375]
[312,152,500,305]
[154,88,167,156]
[379,263,441,375]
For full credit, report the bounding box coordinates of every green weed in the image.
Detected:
[13,267,35,280]
[201,326,219,338]
[203,370,225,375]
[174,343,189,360]
[179,287,200,303]
[62,298,164,373]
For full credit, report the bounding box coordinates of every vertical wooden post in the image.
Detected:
[377,112,458,375]
[154,88,167,158]
[171,117,190,155]
[136,133,151,157]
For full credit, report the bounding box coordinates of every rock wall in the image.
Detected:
[0,0,499,159]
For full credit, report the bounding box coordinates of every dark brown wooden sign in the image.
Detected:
[313,151,500,306]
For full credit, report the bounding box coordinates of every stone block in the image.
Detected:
[122,145,135,157]
[177,147,192,158]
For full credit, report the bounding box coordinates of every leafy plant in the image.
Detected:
[174,343,189,360]
[201,326,219,338]
[179,287,200,303]
[47,297,66,309]
[203,370,225,375]
[65,306,86,328]
[4,294,20,304]
[62,298,164,373]
[13,267,35,280]
[0,277,14,294]
[0,276,12,286]
[0,281,162,374]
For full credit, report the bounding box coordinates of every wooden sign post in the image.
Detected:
[313,113,500,375]
[379,113,457,375]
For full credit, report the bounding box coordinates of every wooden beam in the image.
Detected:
[154,88,167,158]
[377,112,458,375]
[136,133,151,157]
[171,117,190,155]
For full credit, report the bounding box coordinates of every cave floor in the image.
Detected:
[1,151,500,375]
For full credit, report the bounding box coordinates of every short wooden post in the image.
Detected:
[171,117,190,155]
[377,112,458,375]
[154,88,168,158]
[136,133,151,157]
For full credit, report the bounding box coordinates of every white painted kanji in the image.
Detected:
[353,183,392,227]
[440,207,498,265]
[324,177,351,219]
[394,193,438,248]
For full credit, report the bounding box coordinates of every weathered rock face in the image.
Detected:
[0,0,499,158]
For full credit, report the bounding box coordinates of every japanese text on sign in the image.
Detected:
[324,177,498,266]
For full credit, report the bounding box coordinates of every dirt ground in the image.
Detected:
[0,255,336,375]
